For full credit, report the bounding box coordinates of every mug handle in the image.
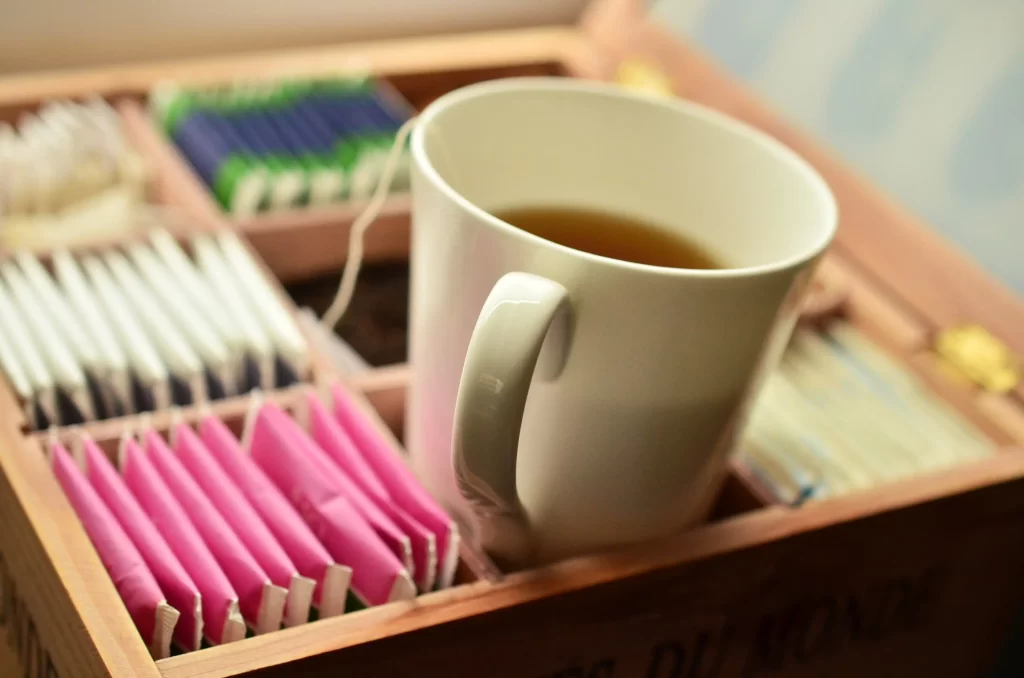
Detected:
[452,272,572,563]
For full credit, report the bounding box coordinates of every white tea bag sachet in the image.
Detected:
[103,251,207,403]
[192,235,275,390]
[82,255,171,411]
[147,229,250,384]
[0,280,57,423]
[15,252,104,373]
[127,243,236,395]
[52,250,133,413]
[14,251,121,416]
[216,232,309,383]
[0,261,94,422]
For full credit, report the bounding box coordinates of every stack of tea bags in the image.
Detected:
[150,76,413,216]
[0,98,147,249]
[741,322,993,505]
[48,383,460,658]
[0,228,309,429]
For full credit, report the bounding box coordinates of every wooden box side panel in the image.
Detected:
[159,450,1024,678]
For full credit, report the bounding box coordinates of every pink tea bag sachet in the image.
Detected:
[242,396,416,606]
[299,390,438,591]
[198,413,350,618]
[330,383,461,589]
[259,402,415,575]
[49,441,179,659]
[141,426,287,634]
[119,435,246,645]
[170,419,316,628]
[76,434,203,652]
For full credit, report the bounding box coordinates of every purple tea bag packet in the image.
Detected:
[171,420,316,627]
[260,402,415,576]
[119,435,245,645]
[330,382,461,588]
[198,413,350,618]
[242,397,415,606]
[300,391,438,591]
[141,427,287,634]
[50,441,178,659]
[77,434,203,651]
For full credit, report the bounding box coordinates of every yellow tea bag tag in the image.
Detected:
[615,59,675,98]
[934,323,1021,394]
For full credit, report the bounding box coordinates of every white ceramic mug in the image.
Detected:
[406,78,837,567]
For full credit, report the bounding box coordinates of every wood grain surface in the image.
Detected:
[0,621,22,677]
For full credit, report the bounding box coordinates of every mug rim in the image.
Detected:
[411,77,838,278]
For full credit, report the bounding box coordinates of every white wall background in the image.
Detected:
[654,0,1024,294]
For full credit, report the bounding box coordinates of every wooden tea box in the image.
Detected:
[2,1,1024,676]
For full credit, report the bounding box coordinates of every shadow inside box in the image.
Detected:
[286,262,410,367]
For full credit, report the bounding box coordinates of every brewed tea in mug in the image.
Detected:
[493,205,722,270]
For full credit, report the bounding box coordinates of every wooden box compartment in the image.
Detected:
[113,58,580,283]
[3,4,1024,677]
[0,261,777,678]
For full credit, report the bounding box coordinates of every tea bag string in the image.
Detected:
[321,116,419,330]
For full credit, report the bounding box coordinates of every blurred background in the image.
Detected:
[654,0,1024,294]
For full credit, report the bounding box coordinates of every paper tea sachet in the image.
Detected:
[191,234,276,390]
[104,252,207,403]
[1,261,95,422]
[142,426,287,634]
[0,277,58,425]
[300,390,437,591]
[50,441,179,659]
[76,434,203,651]
[147,229,250,381]
[242,397,415,607]
[127,243,237,396]
[330,383,461,588]
[119,435,245,645]
[262,402,415,575]
[82,255,172,411]
[51,250,132,414]
[171,420,315,627]
[15,252,114,413]
[216,231,310,381]
[198,413,350,618]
